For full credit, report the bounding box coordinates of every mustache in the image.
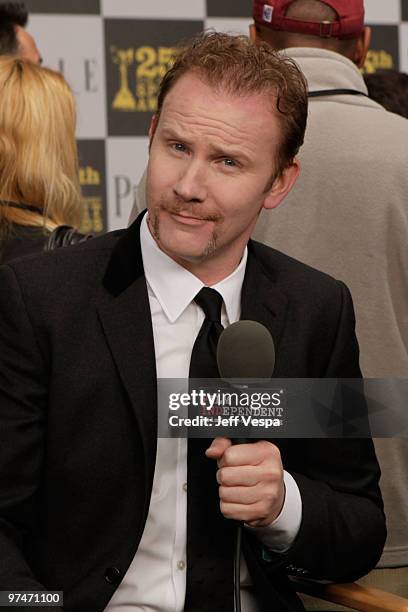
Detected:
[158,199,223,223]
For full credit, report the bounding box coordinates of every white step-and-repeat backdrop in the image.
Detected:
[25,0,408,234]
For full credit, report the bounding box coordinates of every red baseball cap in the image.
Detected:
[252,0,365,39]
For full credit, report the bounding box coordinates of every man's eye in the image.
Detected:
[173,143,187,153]
[222,158,237,167]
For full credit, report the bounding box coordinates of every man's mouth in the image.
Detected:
[163,206,220,224]
[169,211,212,226]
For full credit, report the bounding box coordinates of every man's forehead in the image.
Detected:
[162,71,277,119]
[155,79,281,162]
[163,71,222,105]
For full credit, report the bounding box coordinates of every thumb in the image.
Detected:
[205,437,232,460]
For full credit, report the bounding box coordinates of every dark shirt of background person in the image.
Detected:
[364,70,408,119]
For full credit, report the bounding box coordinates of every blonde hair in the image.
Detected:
[0,56,81,232]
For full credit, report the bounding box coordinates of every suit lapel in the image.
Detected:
[97,212,157,485]
[241,241,289,360]
[241,243,292,455]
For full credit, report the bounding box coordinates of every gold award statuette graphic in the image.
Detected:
[111,45,176,113]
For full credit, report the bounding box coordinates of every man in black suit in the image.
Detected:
[0,32,385,612]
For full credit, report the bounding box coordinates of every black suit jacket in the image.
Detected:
[0,213,385,611]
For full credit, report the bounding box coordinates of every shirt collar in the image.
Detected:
[140,214,246,324]
[283,47,369,96]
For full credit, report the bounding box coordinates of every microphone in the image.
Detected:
[216,321,275,612]
[216,320,275,444]
[217,320,275,381]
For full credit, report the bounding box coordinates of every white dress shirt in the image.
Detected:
[104,215,302,611]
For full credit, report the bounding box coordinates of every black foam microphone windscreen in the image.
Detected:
[216,320,275,380]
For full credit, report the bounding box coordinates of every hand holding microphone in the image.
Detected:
[206,437,285,527]
[206,320,285,527]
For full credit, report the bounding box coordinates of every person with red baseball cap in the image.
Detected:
[250,1,408,608]
[253,0,365,40]
[251,0,370,66]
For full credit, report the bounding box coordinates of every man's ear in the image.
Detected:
[263,160,300,210]
[148,114,159,147]
[353,26,371,69]
[249,23,258,42]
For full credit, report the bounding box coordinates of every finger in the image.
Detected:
[216,464,273,487]
[219,500,275,524]
[219,484,262,505]
[217,466,257,486]
[217,440,281,468]
[205,437,232,460]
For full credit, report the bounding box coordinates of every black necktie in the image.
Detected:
[185,287,235,611]
[189,287,224,379]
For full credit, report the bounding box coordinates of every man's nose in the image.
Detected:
[174,161,207,203]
